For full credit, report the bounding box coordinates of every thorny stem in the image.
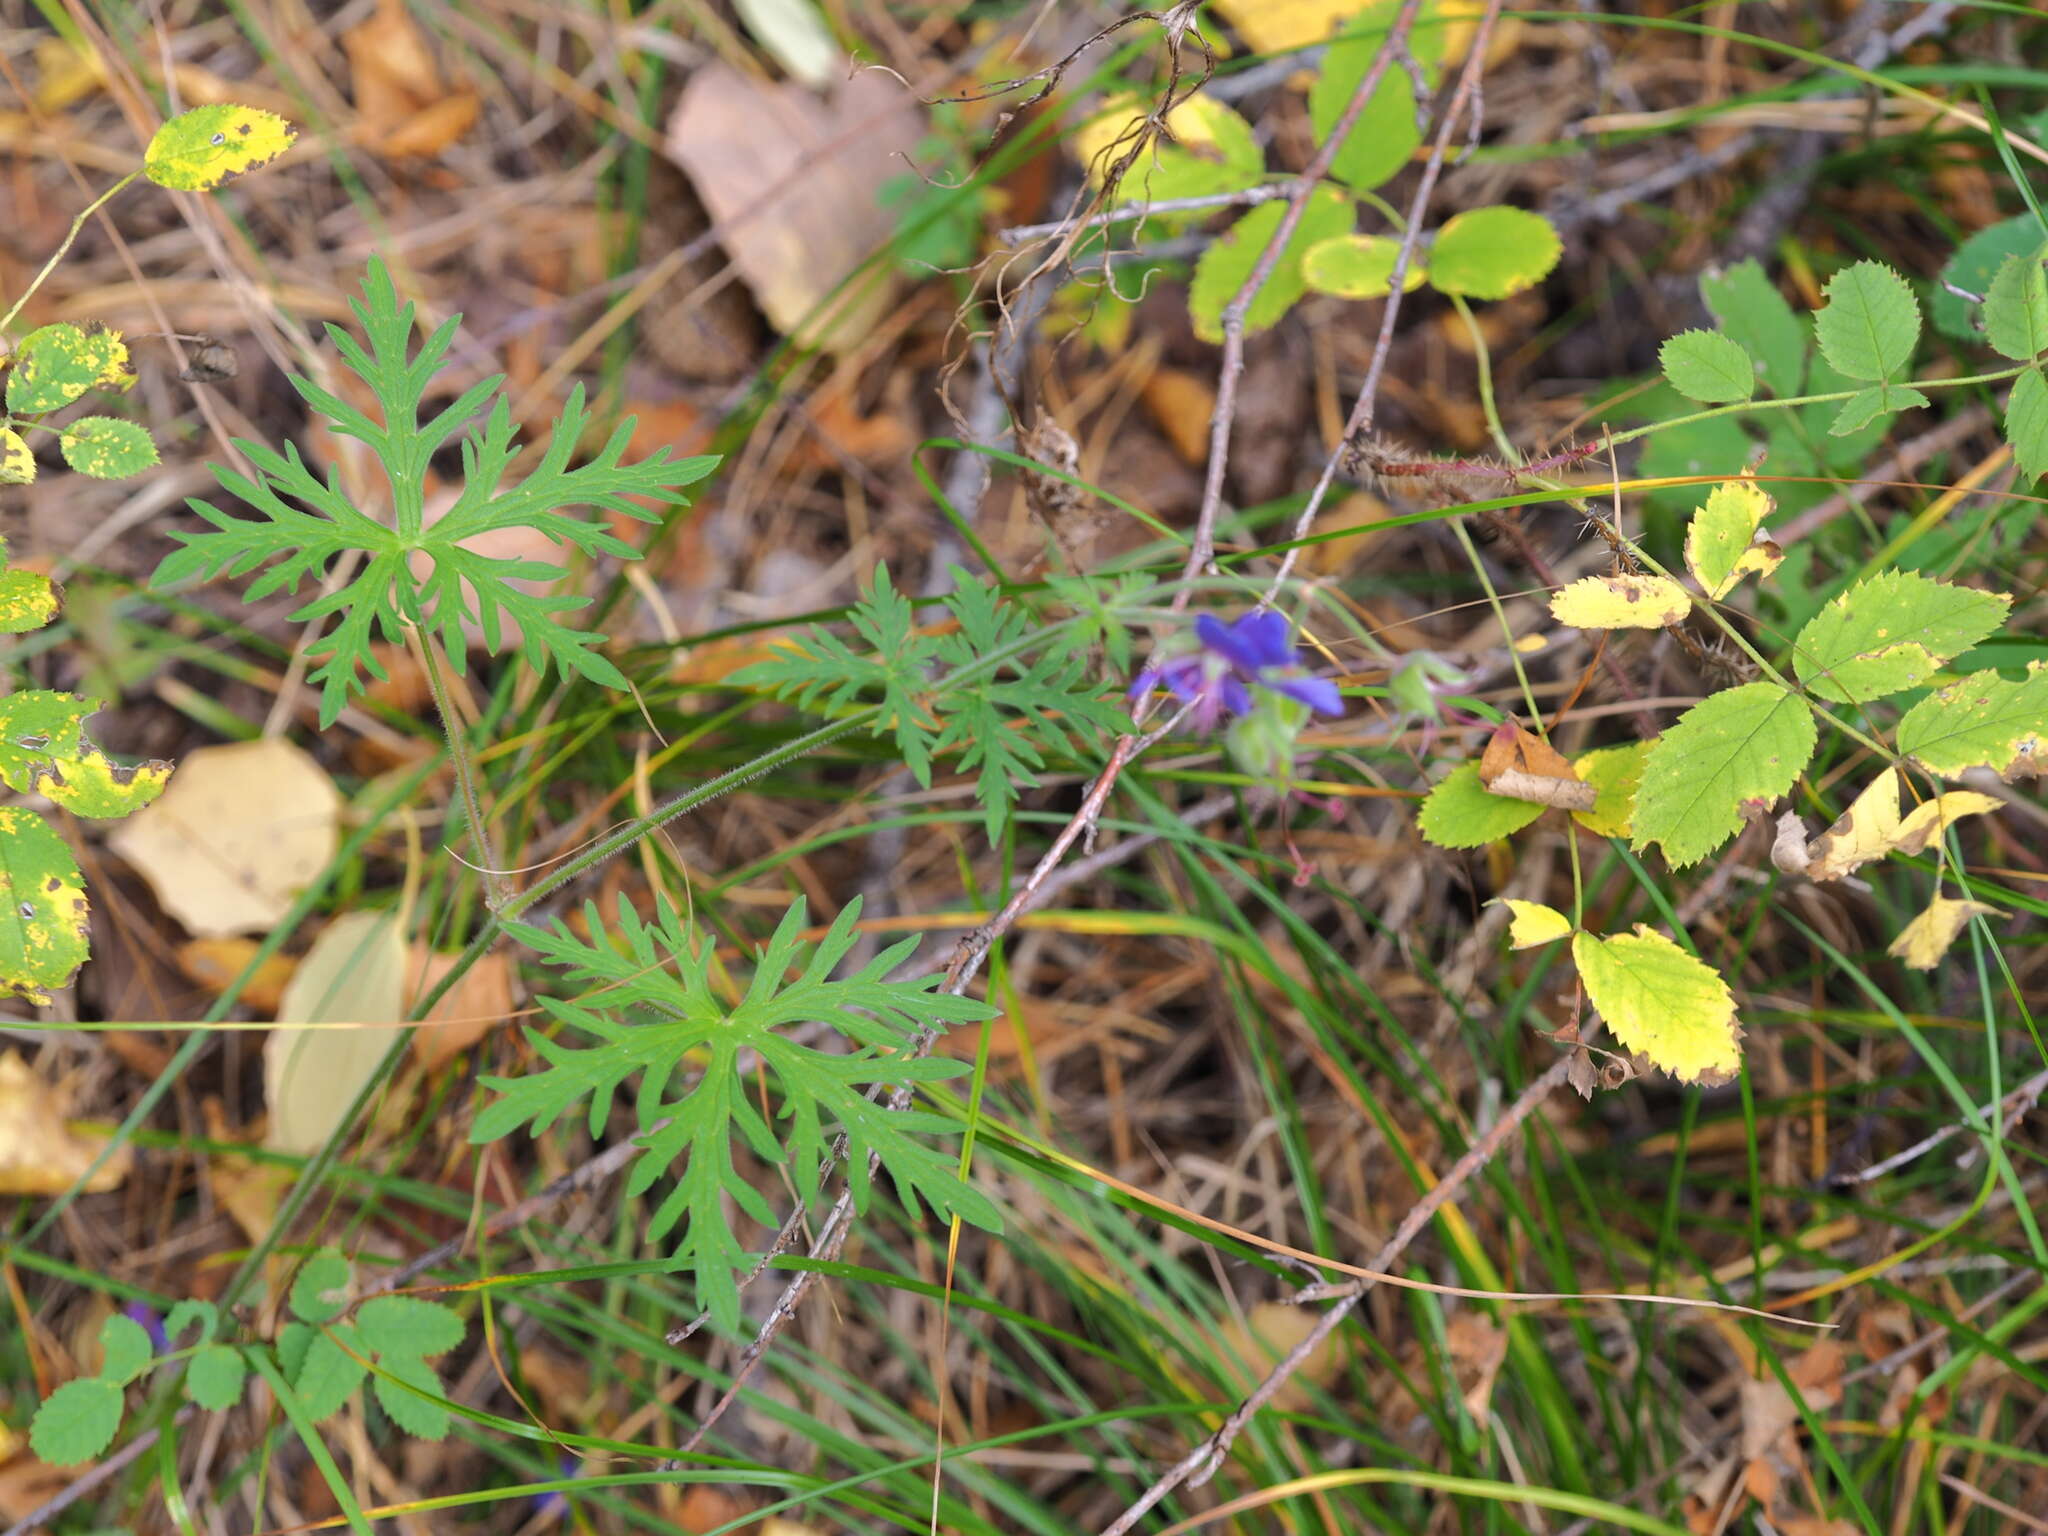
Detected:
[1177,0,1429,602]
[0,171,137,335]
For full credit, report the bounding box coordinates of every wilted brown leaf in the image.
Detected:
[408,947,516,1072]
[342,0,478,158]
[0,1050,131,1196]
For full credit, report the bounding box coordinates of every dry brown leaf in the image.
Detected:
[175,936,298,1015]
[341,0,478,158]
[264,911,409,1154]
[0,1050,131,1196]
[1217,1301,1345,1411]
[1478,720,1596,810]
[408,947,516,1072]
[111,738,341,938]
[664,64,922,352]
[1140,367,1219,466]
[1445,1313,1507,1418]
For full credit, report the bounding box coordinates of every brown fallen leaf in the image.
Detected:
[408,947,516,1072]
[175,936,298,1015]
[0,1049,131,1196]
[1478,719,1596,810]
[341,0,478,159]
[663,64,922,353]
[1139,366,1219,467]
[1216,1301,1345,1412]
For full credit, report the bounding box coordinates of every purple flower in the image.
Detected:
[122,1302,168,1353]
[1130,610,1342,731]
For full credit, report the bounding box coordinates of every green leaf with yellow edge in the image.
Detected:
[1071,91,1263,204]
[144,103,295,191]
[1302,234,1426,299]
[6,323,107,414]
[1427,207,1562,300]
[1897,660,2048,778]
[1659,329,1756,403]
[0,691,172,819]
[1684,478,1780,600]
[0,805,90,1003]
[1792,569,2009,705]
[1187,186,1354,344]
[0,428,33,485]
[1571,927,1741,1083]
[1491,898,1572,949]
[1570,740,1650,838]
[1632,682,1817,867]
[59,417,158,480]
[1416,760,1544,849]
[1549,573,1691,630]
[0,567,57,634]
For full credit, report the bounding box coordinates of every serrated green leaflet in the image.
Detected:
[1813,261,1919,382]
[1897,661,2048,777]
[29,1376,123,1465]
[373,1351,451,1439]
[2008,367,2048,483]
[0,567,58,633]
[1830,383,1928,437]
[144,103,295,190]
[1427,206,1562,300]
[473,894,999,1331]
[1933,213,2042,340]
[59,416,157,479]
[149,257,719,725]
[1632,683,1817,867]
[1416,760,1545,849]
[6,323,109,413]
[187,1345,248,1411]
[0,691,171,818]
[1984,245,2048,361]
[1572,928,1740,1083]
[1700,258,1804,397]
[291,1248,352,1323]
[356,1296,463,1359]
[1659,329,1755,403]
[0,806,90,1003]
[1792,570,2009,704]
[1684,479,1777,600]
[1187,187,1354,343]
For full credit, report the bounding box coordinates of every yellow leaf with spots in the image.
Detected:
[1888,897,1999,970]
[144,103,295,191]
[1571,740,1650,838]
[59,417,157,480]
[0,807,90,1003]
[0,429,33,485]
[1803,767,2003,882]
[0,691,171,819]
[1685,478,1781,600]
[1572,926,1741,1083]
[0,566,57,634]
[1491,898,1571,949]
[1550,574,1691,630]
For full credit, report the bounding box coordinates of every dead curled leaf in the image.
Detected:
[341,0,478,158]
[1771,768,2003,883]
[0,1049,131,1196]
[1478,720,1597,810]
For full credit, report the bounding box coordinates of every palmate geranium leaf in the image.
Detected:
[474,894,1000,1332]
[149,257,719,725]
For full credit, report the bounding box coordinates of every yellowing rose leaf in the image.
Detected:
[1888,897,1999,970]
[1803,768,2003,882]
[1571,740,1650,839]
[1550,574,1691,630]
[1491,898,1572,949]
[144,104,295,191]
[1685,478,1782,600]
[1572,926,1741,1083]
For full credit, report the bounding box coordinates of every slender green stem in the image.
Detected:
[0,172,139,335]
[1607,365,2029,452]
[402,595,507,911]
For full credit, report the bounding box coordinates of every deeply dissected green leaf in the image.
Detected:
[150,257,719,725]
[1572,928,1741,1083]
[1310,22,1425,194]
[0,691,171,818]
[474,895,1000,1331]
[1984,245,2048,360]
[1897,661,2048,778]
[144,103,295,190]
[1416,760,1545,848]
[1659,329,1756,403]
[59,417,157,480]
[1700,259,1805,397]
[1427,207,1562,300]
[1792,570,2009,704]
[186,1346,248,1412]
[1632,682,1817,867]
[1302,234,1427,298]
[2006,367,2048,483]
[0,807,90,1003]
[29,1377,123,1466]
[0,428,33,485]
[1813,260,1919,382]
[1187,186,1354,343]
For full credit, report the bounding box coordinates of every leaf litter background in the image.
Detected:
[1,1,2046,1533]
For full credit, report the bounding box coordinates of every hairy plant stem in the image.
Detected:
[402,596,509,912]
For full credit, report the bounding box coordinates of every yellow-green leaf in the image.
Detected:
[1888,897,1999,970]
[1550,573,1691,630]
[0,568,58,635]
[1570,740,1650,838]
[1492,898,1571,949]
[1792,570,2009,705]
[1187,186,1354,344]
[1416,759,1543,849]
[0,691,171,820]
[0,428,32,485]
[1427,206,1561,301]
[1684,478,1780,601]
[5,323,102,414]
[58,416,158,480]
[143,103,296,191]
[1632,682,1818,867]
[1571,927,1740,1083]
[1897,660,2048,778]
[1302,234,1427,298]
[0,806,90,1004]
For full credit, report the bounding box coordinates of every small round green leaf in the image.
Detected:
[1658,329,1757,403]
[164,1298,219,1346]
[356,1296,464,1359]
[1187,186,1354,343]
[30,1377,124,1465]
[96,1312,155,1384]
[60,417,158,480]
[1301,234,1427,299]
[186,1345,249,1412]
[144,104,296,190]
[0,806,90,1004]
[0,428,33,485]
[1814,260,1920,382]
[1426,206,1562,300]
